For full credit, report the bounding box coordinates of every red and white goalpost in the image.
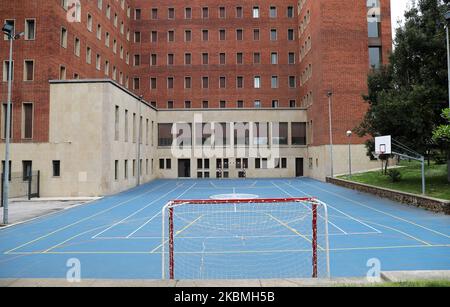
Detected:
[161,197,330,280]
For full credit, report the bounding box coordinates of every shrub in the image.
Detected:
[387,169,402,183]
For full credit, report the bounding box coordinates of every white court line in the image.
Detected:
[93,232,380,240]
[284,182,382,234]
[124,183,197,239]
[271,181,349,235]
[92,183,196,239]
[4,181,171,254]
[7,244,450,255]
[299,180,450,239]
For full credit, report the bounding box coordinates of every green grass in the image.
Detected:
[375,280,450,287]
[339,161,450,200]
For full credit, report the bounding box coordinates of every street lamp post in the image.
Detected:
[136,95,143,187]
[346,130,352,177]
[327,91,334,177]
[445,11,450,109]
[2,24,23,225]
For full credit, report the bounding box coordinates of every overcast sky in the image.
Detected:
[391,0,411,37]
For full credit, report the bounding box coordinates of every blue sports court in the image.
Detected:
[0,178,449,280]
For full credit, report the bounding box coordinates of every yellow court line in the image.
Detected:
[265,213,325,251]
[150,215,203,253]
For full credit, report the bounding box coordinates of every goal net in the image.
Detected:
[161,197,330,280]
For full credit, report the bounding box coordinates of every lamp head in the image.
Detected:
[326,91,333,97]
[445,11,450,22]
[2,23,13,36]
[346,130,352,137]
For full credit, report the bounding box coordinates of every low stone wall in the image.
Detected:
[326,177,450,215]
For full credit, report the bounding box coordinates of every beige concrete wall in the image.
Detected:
[306,144,380,180]
[0,81,380,197]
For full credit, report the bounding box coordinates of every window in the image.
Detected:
[61,27,68,47]
[52,160,61,177]
[151,31,157,42]
[134,31,141,43]
[236,29,243,40]
[288,52,296,64]
[367,0,381,38]
[59,66,66,80]
[202,100,209,108]
[22,161,32,180]
[185,8,192,19]
[3,20,14,40]
[23,60,34,81]
[151,54,157,65]
[74,37,80,56]
[96,24,102,40]
[271,53,278,64]
[236,53,243,64]
[184,76,192,89]
[168,8,175,19]
[124,160,128,178]
[202,77,209,89]
[1,103,12,139]
[253,29,260,41]
[219,7,226,18]
[168,30,175,42]
[292,122,307,145]
[152,8,158,19]
[271,76,278,88]
[184,30,192,42]
[254,76,261,89]
[254,122,269,145]
[269,6,277,18]
[167,77,174,89]
[288,29,294,41]
[134,54,140,66]
[237,100,244,108]
[220,101,226,108]
[236,7,243,18]
[184,53,191,65]
[272,122,288,145]
[253,52,261,64]
[270,29,277,41]
[87,14,93,31]
[202,53,209,65]
[184,101,191,108]
[253,7,259,18]
[133,78,140,90]
[96,54,101,70]
[167,101,174,109]
[237,76,244,88]
[289,76,296,88]
[150,77,157,89]
[219,76,226,88]
[80,42,89,61]
[202,30,209,41]
[3,60,13,82]
[124,109,129,142]
[114,106,119,141]
[1,161,12,181]
[254,100,261,108]
[202,7,209,18]
[369,47,382,69]
[158,124,173,146]
[22,103,33,139]
[287,6,294,18]
[25,19,35,40]
[219,29,226,41]
[166,159,172,169]
[114,160,119,180]
[290,100,296,108]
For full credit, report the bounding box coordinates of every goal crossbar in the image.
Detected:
[162,197,330,280]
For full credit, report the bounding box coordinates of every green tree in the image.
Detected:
[356,0,450,179]
[432,108,450,181]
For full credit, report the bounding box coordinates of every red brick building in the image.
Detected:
[0,0,392,195]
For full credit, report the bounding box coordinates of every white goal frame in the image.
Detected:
[161,197,330,280]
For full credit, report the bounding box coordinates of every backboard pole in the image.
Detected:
[421,156,426,195]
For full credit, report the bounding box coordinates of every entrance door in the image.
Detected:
[295,158,304,177]
[178,159,191,178]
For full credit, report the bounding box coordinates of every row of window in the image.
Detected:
[142,51,297,66]
[3,19,35,40]
[157,122,308,147]
[136,28,295,44]
[113,106,154,145]
[134,6,296,21]
[163,100,298,109]
[2,160,60,179]
[114,158,153,181]
[145,75,299,91]
[1,103,33,140]
[159,158,289,171]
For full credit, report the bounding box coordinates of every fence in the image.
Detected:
[1,171,40,206]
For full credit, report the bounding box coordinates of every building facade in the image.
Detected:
[0,0,392,197]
